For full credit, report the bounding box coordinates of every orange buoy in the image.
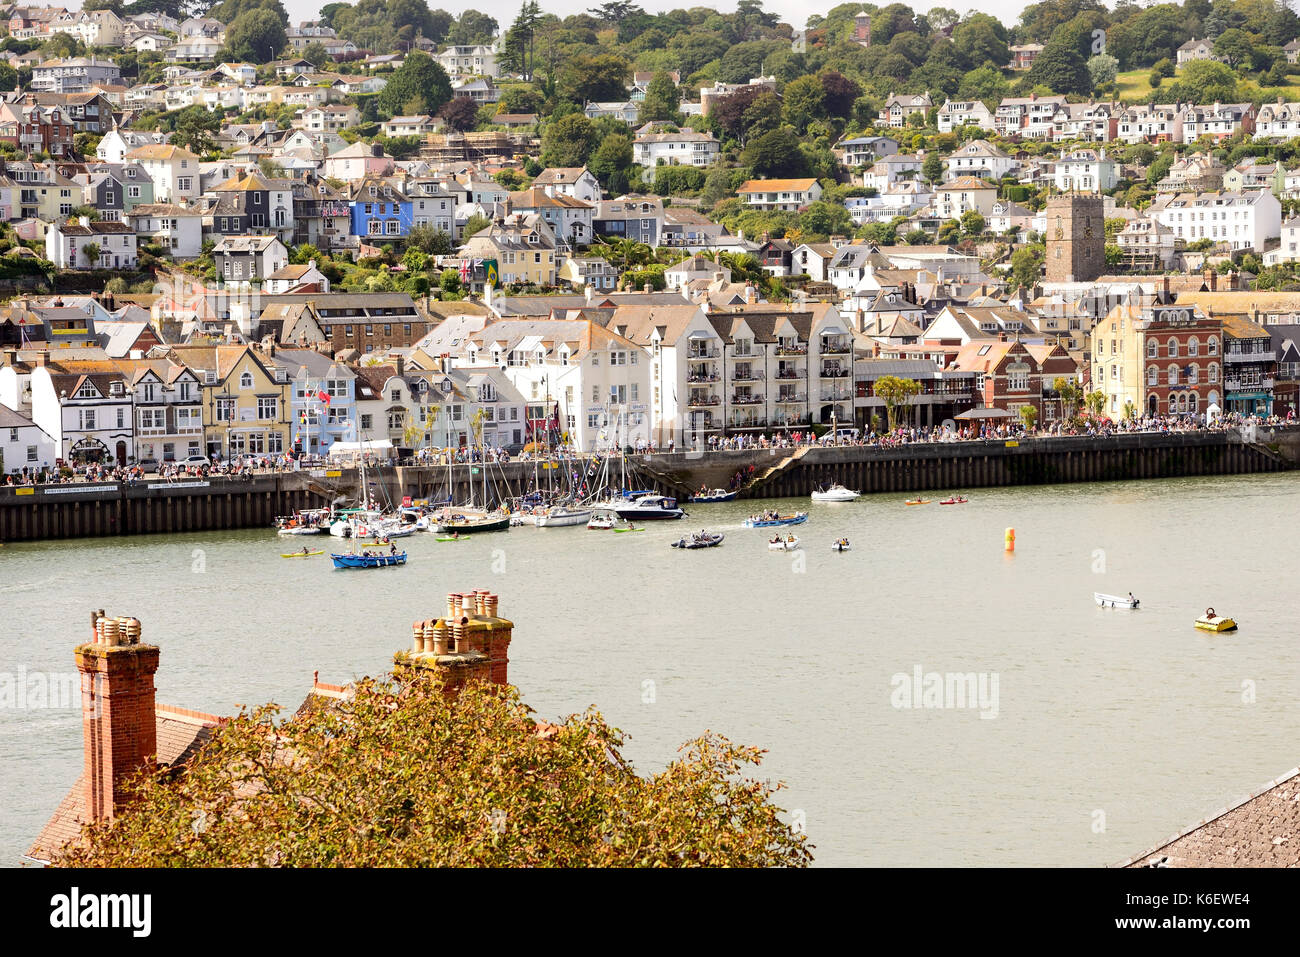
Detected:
[1004,527,1015,552]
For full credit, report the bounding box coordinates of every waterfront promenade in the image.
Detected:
[1,422,1297,542]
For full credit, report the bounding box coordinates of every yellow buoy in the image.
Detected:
[1004,527,1015,552]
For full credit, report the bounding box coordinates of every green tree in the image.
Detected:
[742,127,807,178]
[1085,390,1106,417]
[922,151,944,185]
[171,105,221,155]
[224,8,286,62]
[590,132,634,194]
[1019,405,1038,431]
[439,96,479,132]
[874,375,921,430]
[462,214,491,241]
[1027,42,1090,96]
[1010,246,1044,287]
[1213,28,1255,68]
[781,74,826,133]
[81,242,101,268]
[558,53,631,105]
[1053,376,1082,416]
[0,62,16,93]
[54,665,811,867]
[378,51,453,118]
[1087,53,1118,90]
[951,13,1009,70]
[960,210,986,236]
[640,71,680,123]
[541,113,599,168]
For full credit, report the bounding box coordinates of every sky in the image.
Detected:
[274,1,1043,32]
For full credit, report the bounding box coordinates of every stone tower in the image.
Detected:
[1045,193,1104,284]
[854,10,871,46]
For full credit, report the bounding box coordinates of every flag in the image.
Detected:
[458,259,470,281]
[483,259,498,286]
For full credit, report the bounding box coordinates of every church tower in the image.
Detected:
[1045,193,1104,284]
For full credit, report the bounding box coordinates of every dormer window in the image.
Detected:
[240,371,254,388]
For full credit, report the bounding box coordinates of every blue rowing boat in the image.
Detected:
[742,512,808,529]
[331,551,407,568]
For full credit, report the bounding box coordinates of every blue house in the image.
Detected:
[348,176,413,244]
[272,350,358,457]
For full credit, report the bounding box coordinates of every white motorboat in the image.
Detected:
[587,509,617,530]
[610,494,685,521]
[536,504,593,527]
[1094,592,1140,609]
[831,539,851,552]
[768,535,800,551]
[811,484,860,502]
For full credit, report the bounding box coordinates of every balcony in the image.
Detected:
[774,369,803,380]
[820,367,850,379]
[687,394,721,407]
[820,391,852,402]
[730,393,765,405]
[1224,350,1275,363]
[686,372,720,383]
[775,393,807,404]
[774,344,807,357]
[731,369,764,382]
[686,347,720,360]
[1225,379,1273,392]
[820,341,852,355]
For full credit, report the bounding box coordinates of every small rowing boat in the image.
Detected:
[768,535,800,551]
[281,550,324,558]
[1094,592,1139,609]
[743,511,808,528]
[1195,607,1237,632]
[831,539,851,552]
[904,499,931,506]
[331,551,407,568]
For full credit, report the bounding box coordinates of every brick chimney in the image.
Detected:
[398,590,512,692]
[76,611,159,822]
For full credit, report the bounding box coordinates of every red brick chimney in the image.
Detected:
[76,611,159,822]
[400,589,512,692]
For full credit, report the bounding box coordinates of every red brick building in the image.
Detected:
[1138,306,1223,417]
[951,335,1079,426]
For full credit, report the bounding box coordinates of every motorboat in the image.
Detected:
[831,539,851,552]
[435,511,511,534]
[938,496,968,505]
[768,534,800,551]
[1195,608,1237,632]
[536,504,593,527]
[742,511,808,529]
[691,488,738,503]
[328,509,386,538]
[610,494,685,521]
[587,509,617,530]
[331,550,407,568]
[275,508,330,535]
[811,484,860,503]
[1094,592,1139,609]
[670,531,724,549]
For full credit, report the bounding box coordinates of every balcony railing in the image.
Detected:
[686,373,720,383]
[774,370,803,380]
[820,368,850,378]
[687,347,720,360]
[687,394,721,407]
[775,393,806,404]
[1225,379,1273,392]
[820,342,852,355]
[774,345,807,357]
[1225,351,1275,363]
[731,369,764,382]
[820,391,852,402]
[730,394,765,405]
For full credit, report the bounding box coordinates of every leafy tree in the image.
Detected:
[54,664,810,867]
[448,10,498,46]
[439,96,479,132]
[82,242,101,268]
[742,127,807,178]
[1085,390,1106,417]
[224,7,287,62]
[1087,53,1118,89]
[408,224,452,255]
[1027,41,1091,96]
[640,71,680,123]
[1154,57,1175,78]
[300,42,329,68]
[1053,376,1083,416]
[1146,151,1175,186]
[589,132,634,194]
[558,53,631,105]
[781,74,826,133]
[1019,405,1038,431]
[799,201,852,238]
[903,227,930,244]
[1010,246,1044,287]
[922,151,944,185]
[171,105,221,155]
[501,1,541,80]
[541,113,600,168]
[960,210,986,236]
[951,13,1009,69]
[819,70,860,121]
[1167,59,1239,104]
[462,214,491,241]
[378,52,453,118]
[589,1,645,22]
[1213,27,1255,68]
[957,64,1010,106]
[0,63,16,93]
[874,375,921,430]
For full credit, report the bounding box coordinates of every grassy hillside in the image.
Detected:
[1115,68,1300,104]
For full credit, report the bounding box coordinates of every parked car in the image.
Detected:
[176,454,210,468]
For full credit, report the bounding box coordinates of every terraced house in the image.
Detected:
[163,344,290,462]
[349,175,412,242]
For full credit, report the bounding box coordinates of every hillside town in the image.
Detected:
[1,0,1300,478]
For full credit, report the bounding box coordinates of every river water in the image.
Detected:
[3,472,1299,867]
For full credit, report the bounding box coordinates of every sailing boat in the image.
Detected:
[435,415,510,534]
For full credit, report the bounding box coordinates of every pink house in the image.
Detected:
[322,141,395,181]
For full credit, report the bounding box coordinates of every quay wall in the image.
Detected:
[0,428,1294,542]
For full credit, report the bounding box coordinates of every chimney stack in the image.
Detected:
[401,589,513,691]
[395,354,405,377]
[76,612,158,823]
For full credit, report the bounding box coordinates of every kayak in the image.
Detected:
[904,500,931,506]
[613,527,644,533]
[281,550,325,558]
[435,536,466,542]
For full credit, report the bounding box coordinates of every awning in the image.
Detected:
[955,407,1015,420]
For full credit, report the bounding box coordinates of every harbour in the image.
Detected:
[4,470,1300,867]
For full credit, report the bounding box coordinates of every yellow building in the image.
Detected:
[12,168,84,222]
[164,344,291,461]
[1090,304,1144,419]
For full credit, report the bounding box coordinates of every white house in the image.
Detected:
[435,44,500,79]
[877,92,932,128]
[932,177,999,219]
[1180,103,1256,142]
[97,128,170,163]
[1151,190,1281,252]
[0,404,57,475]
[1053,149,1117,193]
[736,178,823,212]
[45,218,138,270]
[532,167,603,204]
[1263,216,1300,266]
[28,358,136,465]
[944,140,1018,182]
[936,99,996,134]
[129,203,204,258]
[1253,99,1300,141]
[632,128,720,168]
[124,144,201,202]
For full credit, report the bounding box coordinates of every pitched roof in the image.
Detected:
[737,178,819,193]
